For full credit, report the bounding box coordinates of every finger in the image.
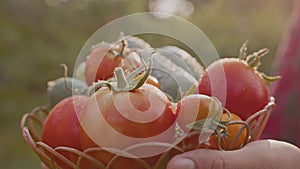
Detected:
[41,163,49,169]
[167,148,248,169]
[167,139,300,169]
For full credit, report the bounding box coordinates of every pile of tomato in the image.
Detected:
[36,36,278,169]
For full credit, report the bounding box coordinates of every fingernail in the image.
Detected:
[172,158,195,169]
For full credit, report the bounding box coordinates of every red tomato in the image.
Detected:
[175,94,223,151]
[78,83,177,169]
[84,47,141,86]
[198,58,270,120]
[42,95,88,169]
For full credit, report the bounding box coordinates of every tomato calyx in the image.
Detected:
[212,109,234,150]
[179,105,250,151]
[175,96,229,146]
[92,40,127,59]
[212,110,250,150]
[239,41,281,84]
[88,57,153,95]
[91,39,142,72]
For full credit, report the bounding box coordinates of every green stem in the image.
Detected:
[114,67,129,90]
[245,48,269,69]
[118,40,126,57]
[239,40,249,60]
[88,81,111,96]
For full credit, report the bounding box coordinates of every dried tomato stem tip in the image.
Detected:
[239,40,249,60]
[117,58,152,92]
[59,64,86,95]
[260,72,281,84]
[245,48,269,69]
[110,40,126,58]
[60,64,73,93]
[114,67,129,90]
[118,40,126,57]
[238,42,281,84]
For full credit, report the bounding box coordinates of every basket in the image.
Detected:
[21,97,275,169]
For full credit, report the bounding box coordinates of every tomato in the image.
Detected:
[84,46,141,86]
[84,47,121,86]
[47,77,87,108]
[42,95,88,169]
[198,58,270,120]
[78,83,177,169]
[209,112,248,150]
[78,125,160,169]
[175,94,223,151]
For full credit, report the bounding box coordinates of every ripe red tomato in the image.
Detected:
[198,58,270,120]
[78,83,177,169]
[42,95,88,169]
[84,46,141,86]
[175,94,223,151]
[209,112,247,150]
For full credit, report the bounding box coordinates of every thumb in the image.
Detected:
[166,148,249,169]
[166,140,300,169]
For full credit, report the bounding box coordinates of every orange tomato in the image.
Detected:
[210,112,248,150]
[175,94,223,151]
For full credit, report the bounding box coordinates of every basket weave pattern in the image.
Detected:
[21,97,275,169]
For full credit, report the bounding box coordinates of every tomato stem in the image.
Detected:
[88,57,152,94]
[60,64,73,93]
[119,40,126,57]
[260,72,281,84]
[59,64,84,95]
[239,40,249,60]
[114,67,129,90]
[246,48,269,69]
[238,44,280,84]
[87,80,112,96]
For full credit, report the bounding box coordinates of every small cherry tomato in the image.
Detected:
[210,112,248,150]
[175,94,223,151]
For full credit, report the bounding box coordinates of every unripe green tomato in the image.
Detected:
[47,77,88,108]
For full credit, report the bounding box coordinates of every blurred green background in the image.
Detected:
[0,0,295,168]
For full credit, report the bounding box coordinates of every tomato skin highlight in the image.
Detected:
[42,95,88,169]
[78,83,177,169]
[198,58,270,120]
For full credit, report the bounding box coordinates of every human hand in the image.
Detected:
[167,139,300,169]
